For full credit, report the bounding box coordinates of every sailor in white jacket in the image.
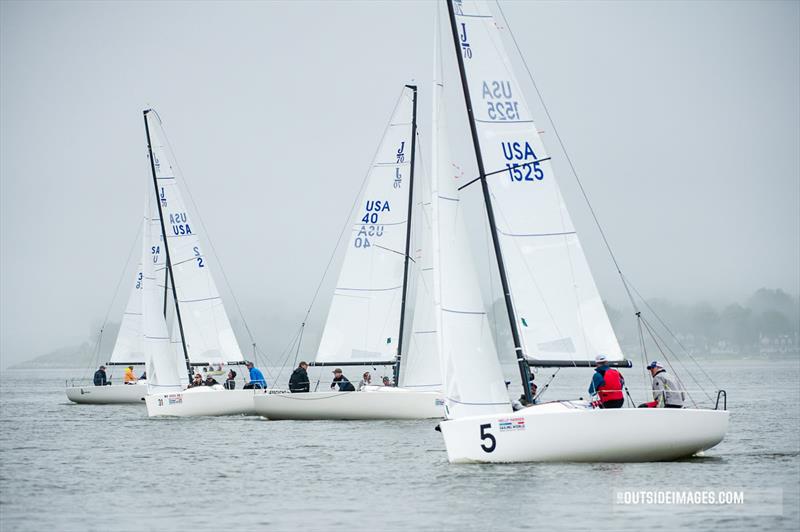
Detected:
[646,360,685,408]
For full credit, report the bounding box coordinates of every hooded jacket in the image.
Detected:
[652,369,684,407]
[289,367,310,393]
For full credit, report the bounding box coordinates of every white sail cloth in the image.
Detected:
[107,260,145,365]
[400,145,442,391]
[433,9,510,418]
[451,0,623,363]
[144,111,244,365]
[316,88,416,364]
[143,193,183,392]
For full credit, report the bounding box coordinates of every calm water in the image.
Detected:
[1,359,798,531]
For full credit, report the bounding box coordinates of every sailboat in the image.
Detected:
[65,260,150,404]
[435,0,728,462]
[253,85,445,420]
[138,109,259,417]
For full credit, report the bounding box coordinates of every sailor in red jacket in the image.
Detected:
[588,354,625,409]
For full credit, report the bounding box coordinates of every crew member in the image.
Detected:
[330,368,355,392]
[124,365,137,384]
[289,361,310,393]
[243,361,267,389]
[646,360,684,408]
[93,365,108,386]
[588,354,625,409]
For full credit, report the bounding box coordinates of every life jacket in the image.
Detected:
[597,368,624,402]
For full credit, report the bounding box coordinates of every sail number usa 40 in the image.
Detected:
[355,200,390,248]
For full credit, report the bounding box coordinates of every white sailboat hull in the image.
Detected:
[439,401,729,463]
[253,388,445,420]
[66,384,147,404]
[144,387,259,417]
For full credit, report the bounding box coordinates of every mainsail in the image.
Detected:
[434,7,510,418]
[316,87,417,365]
[449,0,623,364]
[144,110,245,366]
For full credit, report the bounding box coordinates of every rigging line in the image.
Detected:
[295,89,408,342]
[637,314,650,394]
[292,321,306,369]
[640,316,709,405]
[495,0,639,314]
[533,367,560,402]
[156,116,257,348]
[272,323,304,386]
[641,321,698,408]
[624,272,720,390]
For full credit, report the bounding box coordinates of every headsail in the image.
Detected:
[400,141,442,391]
[143,192,183,392]
[449,0,623,364]
[144,110,245,366]
[316,87,417,365]
[434,6,510,418]
[107,260,145,365]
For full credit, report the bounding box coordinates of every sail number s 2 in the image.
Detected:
[193,246,204,268]
[480,423,496,453]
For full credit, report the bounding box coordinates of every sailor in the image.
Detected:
[93,365,109,386]
[289,361,310,393]
[188,373,204,388]
[243,361,267,389]
[646,360,685,408]
[588,354,625,409]
[357,371,372,391]
[330,368,355,392]
[381,376,394,387]
[123,365,137,385]
[224,370,237,390]
[204,375,220,387]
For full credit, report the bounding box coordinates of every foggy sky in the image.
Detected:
[1,0,798,367]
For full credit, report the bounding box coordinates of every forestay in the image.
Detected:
[144,111,244,366]
[433,12,510,418]
[316,87,416,364]
[451,0,623,363]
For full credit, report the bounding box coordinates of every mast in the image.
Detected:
[143,109,193,382]
[393,84,418,386]
[162,268,170,318]
[445,0,533,402]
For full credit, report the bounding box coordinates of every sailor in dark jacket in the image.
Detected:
[330,368,355,392]
[93,365,109,386]
[289,361,310,393]
[224,370,237,390]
